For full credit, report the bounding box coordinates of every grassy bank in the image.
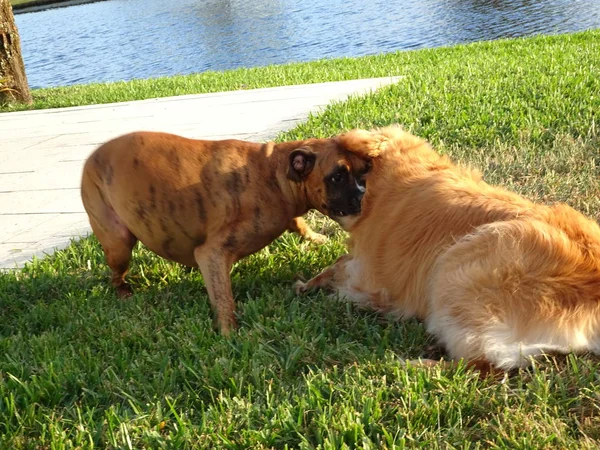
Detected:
[11,0,105,13]
[0,29,588,113]
[1,30,600,448]
[3,59,395,113]
[11,0,79,9]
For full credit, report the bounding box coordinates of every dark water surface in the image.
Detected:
[16,0,600,89]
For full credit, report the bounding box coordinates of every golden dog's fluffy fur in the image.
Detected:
[297,125,600,371]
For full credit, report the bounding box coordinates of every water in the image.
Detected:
[15,0,600,89]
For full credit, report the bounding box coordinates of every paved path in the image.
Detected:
[0,77,400,269]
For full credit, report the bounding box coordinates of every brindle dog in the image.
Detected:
[81,131,370,334]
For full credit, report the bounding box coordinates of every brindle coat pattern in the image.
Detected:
[81,131,369,334]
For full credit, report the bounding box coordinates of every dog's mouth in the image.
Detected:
[331,208,362,218]
[322,203,362,218]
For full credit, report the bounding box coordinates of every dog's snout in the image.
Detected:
[351,196,361,209]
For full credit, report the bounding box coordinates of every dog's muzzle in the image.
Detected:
[333,194,363,217]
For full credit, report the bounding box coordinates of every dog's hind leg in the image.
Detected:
[288,217,328,244]
[82,183,138,297]
[424,220,556,371]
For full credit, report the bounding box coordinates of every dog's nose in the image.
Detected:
[350,196,361,210]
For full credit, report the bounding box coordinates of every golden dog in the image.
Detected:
[296,125,600,372]
[81,131,370,334]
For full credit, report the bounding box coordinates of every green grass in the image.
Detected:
[9,0,89,10]
[10,0,34,6]
[2,29,600,448]
[2,57,401,112]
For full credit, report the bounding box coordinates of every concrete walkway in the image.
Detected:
[0,76,400,269]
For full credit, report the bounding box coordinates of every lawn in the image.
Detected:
[2,54,401,113]
[9,0,97,10]
[1,30,600,448]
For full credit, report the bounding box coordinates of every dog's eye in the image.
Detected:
[330,172,344,183]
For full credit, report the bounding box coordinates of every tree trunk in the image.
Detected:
[0,0,32,105]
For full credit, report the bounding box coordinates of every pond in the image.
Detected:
[15,0,600,89]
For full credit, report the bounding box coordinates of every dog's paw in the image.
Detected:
[116,284,133,299]
[294,280,309,295]
[306,232,328,245]
[215,315,239,336]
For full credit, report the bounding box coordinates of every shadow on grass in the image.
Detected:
[2,234,600,449]
[0,233,434,399]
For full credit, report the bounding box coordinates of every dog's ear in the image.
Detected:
[337,129,388,158]
[287,147,317,182]
[337,125,406,158]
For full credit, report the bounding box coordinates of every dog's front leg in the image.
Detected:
[194,245,237,335]
[295,254,352,295]
[288,217,328,244]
